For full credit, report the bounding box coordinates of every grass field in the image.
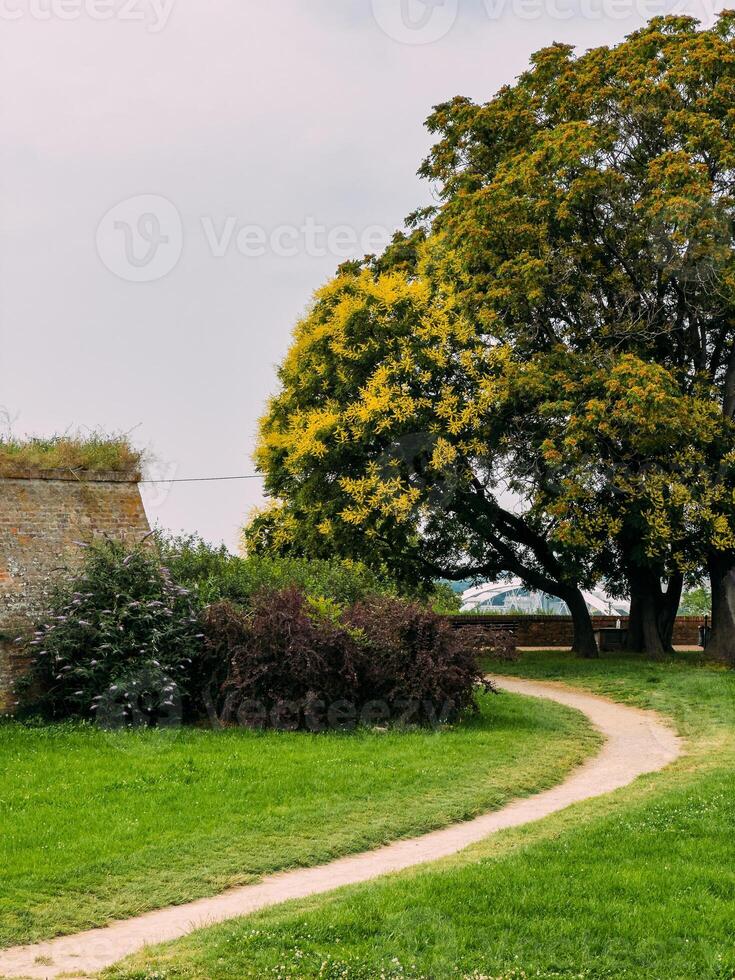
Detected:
[106,653,735,980]
[0,689,598,948]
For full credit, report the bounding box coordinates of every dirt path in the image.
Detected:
[0,677,681,979]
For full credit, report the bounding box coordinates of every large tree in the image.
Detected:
[501,349,730,656]
[246,259,603,656]
[248,14,735,661]
[416,13,735,657]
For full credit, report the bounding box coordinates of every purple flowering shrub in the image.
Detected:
[22,540,203,724]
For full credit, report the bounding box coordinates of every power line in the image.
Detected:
[139,474,265,485]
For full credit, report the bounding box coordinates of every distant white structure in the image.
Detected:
[460,578,630,616]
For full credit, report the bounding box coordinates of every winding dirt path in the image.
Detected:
[0,677,681,979]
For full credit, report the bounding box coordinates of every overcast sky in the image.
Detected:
[0,0,720,549]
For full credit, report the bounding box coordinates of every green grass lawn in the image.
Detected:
[106,653,735,980]
[0,689,598,948]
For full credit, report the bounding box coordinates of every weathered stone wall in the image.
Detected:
[0,470,150,713]
[447,614,703,648]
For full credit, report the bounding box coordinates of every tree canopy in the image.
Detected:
[246,14,735,661]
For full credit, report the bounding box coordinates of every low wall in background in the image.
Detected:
[446,614,703,648]
[0,470,150,713]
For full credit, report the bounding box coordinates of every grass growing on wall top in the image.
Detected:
[0,433,145,478]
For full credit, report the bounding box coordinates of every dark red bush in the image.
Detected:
[202,589,361,731]
[485,628,519,663]
[201,589,485,731]
[345,595,485,725]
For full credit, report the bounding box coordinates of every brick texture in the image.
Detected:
[446,614,703,647]
[0,470,150,713]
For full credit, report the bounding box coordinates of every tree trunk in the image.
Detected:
[657,572,683,654]
[708,554,735,664]
[625,568,680,657]
[566,589,599,658]
[625,571,662,655]
[640,588,666,659]
[624,592,644,653]
[708,342,735,664]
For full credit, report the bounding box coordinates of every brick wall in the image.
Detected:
[0,470,150,713]
[446,614,703,647]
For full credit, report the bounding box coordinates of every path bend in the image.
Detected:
[0,677,681,979]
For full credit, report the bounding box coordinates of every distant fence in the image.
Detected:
[445,614,703,648]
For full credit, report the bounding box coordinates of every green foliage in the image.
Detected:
[0,432,144,477]
[428,582,462,614]
[679,586,712,616]
[418,12,735,598]
[157,533,442,608]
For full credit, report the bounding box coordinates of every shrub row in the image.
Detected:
[19,539,486,730]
